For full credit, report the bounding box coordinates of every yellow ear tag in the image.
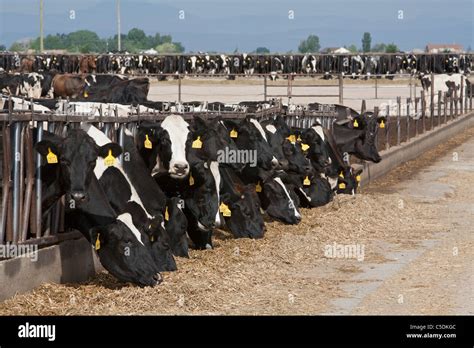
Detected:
[379,120,385,129]
[230,129,238,138]
[287,134,296,143]
[150,235,155,242]
[192,136,202,149]
[353,120,359,128]
[339,171,344,178]
[104,149,115,167]
[255,182,262,192]
[46,148,58,164]
[165,207,169,221]
[356,175,361,182]
[144,134,152,149]
[297,135,302,142]
[95,233,101,250]
[219,202,232,217]
[83,91,88,98]
[301,143,310,151]
[338,182,346,189]
[303,176,311,186]
[189,174,195,186]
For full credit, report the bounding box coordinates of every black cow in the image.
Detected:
[35,130,162,286]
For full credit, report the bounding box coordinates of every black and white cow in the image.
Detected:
[35,130,162,286]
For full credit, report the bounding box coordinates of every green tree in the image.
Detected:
[0,44,5,51]
[385,43,399,53]
[298,35,320,53]
[155,42,182,53]
[9,41,31,52]
[371,43,386,52]
[127,28,146,44]
[255,47,270,53]
[362,32,371,52]
[347,44,358,53]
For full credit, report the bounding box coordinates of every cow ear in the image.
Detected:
[191,115,207,132]
[35,140,60,157]
[220,192,232,205]
[98,142,122,158]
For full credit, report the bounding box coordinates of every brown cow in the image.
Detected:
[78,55,97,74]
[52,74,87,98]
[20,57,35,72]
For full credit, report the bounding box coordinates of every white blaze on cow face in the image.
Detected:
[274,177,301,219]
[311,125,325,142]
[117,213,145,246]
[209,161,222,227]
[156,114,190,179]
[220,55,227,67]
[138,55,143,68]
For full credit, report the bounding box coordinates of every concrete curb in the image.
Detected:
[356,112,474,187]
[0,238,102,302]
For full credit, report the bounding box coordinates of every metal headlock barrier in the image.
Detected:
[0,80,473,251]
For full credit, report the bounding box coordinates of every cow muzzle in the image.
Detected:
[169,162,189,178]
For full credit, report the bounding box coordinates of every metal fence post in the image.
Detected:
[397,96,401,146]
[421,91,426,133]
[339,74,343,104]
[375,77,378,99]
[178,74,182,104]
[11,122,22,243]
[406,98,410,142]
[443,92,447,124]
[437,90,442,126]
[460,75,464,114]
[385,104,390,150]
[264,75,267,102]
[430,73,435,118]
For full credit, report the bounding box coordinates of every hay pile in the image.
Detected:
[0,191,443,315]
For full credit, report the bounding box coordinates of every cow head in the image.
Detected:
[301,124,332,172]
[165,197,189,257]
[35,129,122,204]
[355,113,385,163]
[225,117,278,171]
[259,175,301,225]
[90,213,162,287]
[146,213,177,272]
[336,167,363,195]
[221,185,265,239]
[137,115,191,179]
[184,161,219,249]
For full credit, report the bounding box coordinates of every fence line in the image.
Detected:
[0,87,472,250]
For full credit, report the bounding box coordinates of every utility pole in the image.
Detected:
[117,0,121,51]
[40,0,44,52]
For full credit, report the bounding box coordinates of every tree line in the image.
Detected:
[3,28,185,54]
[2,30,400,54]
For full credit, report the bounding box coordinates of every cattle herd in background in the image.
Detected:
[0,53,472,78]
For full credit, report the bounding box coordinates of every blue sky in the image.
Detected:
[0,0,472,52]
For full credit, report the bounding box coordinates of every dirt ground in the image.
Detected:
[0,124,472,315]
[147,77,420,112]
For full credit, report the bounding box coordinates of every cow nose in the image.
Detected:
[71,191,87,202]
[173,163,189,173]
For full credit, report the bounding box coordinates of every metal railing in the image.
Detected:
[0,83,473,249]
